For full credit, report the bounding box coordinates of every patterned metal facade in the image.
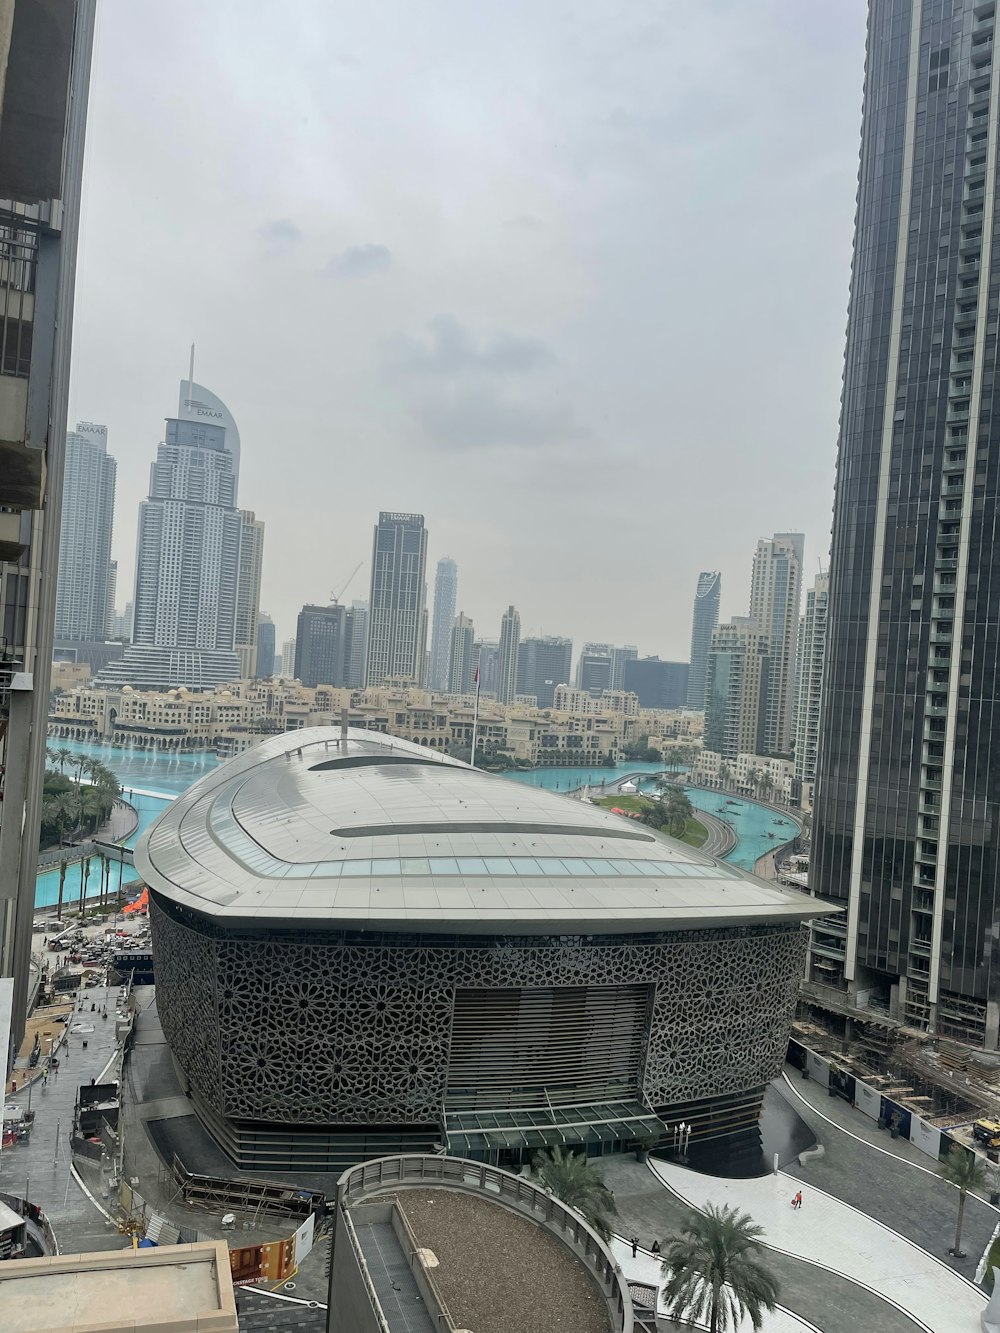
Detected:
[150,893,806,1132]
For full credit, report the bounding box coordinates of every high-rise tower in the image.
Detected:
[749,534,803,754]
[448,612,475,695]
[813,1,1000,1045]
[234,509,264,678]
[365,512,428,687]
[54,422,116,643]
[793,572,828,806]
[96,380,242,689]
[429,557,458,691]
[256,612,276,679]
[294,603,346,688]
[497,605,521,704]
[687,571,721,709]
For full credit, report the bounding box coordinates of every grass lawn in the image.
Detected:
[593,796,708,849]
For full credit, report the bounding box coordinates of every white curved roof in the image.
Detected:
[135,727,826,934]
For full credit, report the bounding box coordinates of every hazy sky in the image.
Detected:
[68,0,867,655]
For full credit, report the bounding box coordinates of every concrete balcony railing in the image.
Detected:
[337,1153,635,1332]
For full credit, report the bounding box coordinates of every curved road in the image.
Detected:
[697,808,737,858]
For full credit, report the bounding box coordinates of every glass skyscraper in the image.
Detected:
[813,0,1000,1045]
[54,422,116,642]
[429,556,458,692]
[365,512,428,687]
[687,571,721,710]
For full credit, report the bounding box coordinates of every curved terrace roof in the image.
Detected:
[135,727,827,933]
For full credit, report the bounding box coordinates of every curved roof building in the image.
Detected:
[138,728,824,1175]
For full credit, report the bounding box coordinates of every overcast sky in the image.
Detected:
[68,0,867,656]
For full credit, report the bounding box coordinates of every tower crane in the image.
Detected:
[330,561,363,606]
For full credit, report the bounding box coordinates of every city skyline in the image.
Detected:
[67,3,859,655]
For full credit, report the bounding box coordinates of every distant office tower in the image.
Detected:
[611,644,638,691]
[256,613,276,679]
[704,620,770,760]
[687,571,721,709]
[497,605,521,704]
[749,534,803,754]
[419,607,429,688]
[429,557,458,691]
[106,559,117,639]
[54,422,117,642]
[234,509,265,678]
[813,1,1000,1043]
[295,604,346,688]
[365,512,428,686]
[516,635,573,709]
[280,638,296,677]
[577,643,613,695]
[448,613,475,695]
[623,657,690,711]
[793,572,828,799]
[97,379,242,690]
[472,639,499,696]
[343,601,369,688]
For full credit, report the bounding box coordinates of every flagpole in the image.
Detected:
[470,669,481,768]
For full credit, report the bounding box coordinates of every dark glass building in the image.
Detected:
[687,571,721,710]
[813,0,1000,1046]
[624,656,689,711]
[294,603,346,688]
[516,635,573,709]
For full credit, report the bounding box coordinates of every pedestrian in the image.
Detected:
[630,1236,639,1258]
[10,1078,16,1094]
[791,1190,802,1210]
[651,1240,661,1255]
[41,1067,48,1088]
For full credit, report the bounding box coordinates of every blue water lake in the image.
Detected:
[35,743,796,907]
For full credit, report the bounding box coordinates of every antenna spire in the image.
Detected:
[188,343,195,404]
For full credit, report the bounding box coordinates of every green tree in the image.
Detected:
[56,858,68,918]
[718,761,732,790]
[939,1144,990,1257]
[531,1146,617,1240]
[56,747,73,773]
[81,785,104,834]
[663,788,694,838]
[758,772,774,803]
[661,1204,780,1333]
[78,854,92,917]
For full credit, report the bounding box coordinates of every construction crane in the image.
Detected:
[330,561,363,606]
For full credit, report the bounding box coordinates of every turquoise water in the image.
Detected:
[34,740,220,910]
[36,742,796,907]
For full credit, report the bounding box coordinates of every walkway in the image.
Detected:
[778,1069,998,1283]
[599,1156,923,1333]
[609,1236,819,1332]
[649,1157,986,1333]
[353,1219,435,1333]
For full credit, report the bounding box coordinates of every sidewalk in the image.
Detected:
[779,1068,998,1282]
[650,1156,986,1333]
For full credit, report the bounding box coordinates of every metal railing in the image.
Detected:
[338,1153,633,1332]
[392,1198,459,1329]
[341,1206,393,1333]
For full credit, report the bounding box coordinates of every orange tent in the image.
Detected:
[123,887,149,915]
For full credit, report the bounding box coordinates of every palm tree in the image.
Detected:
[661,1204,780,1333]
[56,858,68,919]
[56,747,73,774]
[55,792,77,845]
[939,1144,990,1257]
[746,767,761,797]
[531,1146,617,1240]
[78,854,92,917]
[718,761,732,791]
[758,773,774,803]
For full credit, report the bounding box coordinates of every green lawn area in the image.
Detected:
[593,796,708,849]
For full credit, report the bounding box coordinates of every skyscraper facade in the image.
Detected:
[623,657,690,711]
[497,605,520,704]
[429,556,458,691]
[813,1,1000,1045]
[256,612,276,680]
[365,512,428,687]
[516,635,573,709]
[793,573,828,804]
[281,638,296,678]
[448,612,475,695]
[749,534,803,755]
[106,559,117,639]
[704,620,770,761]
[97,381,242,690]
[472,639,499,696]
[576,643,613,695]
[53,422,116,642]
[294,603,346,688]
[234,509,264,679]
[687,571,721,709]
[343,600,369,688]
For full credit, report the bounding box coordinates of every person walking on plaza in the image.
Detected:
[630,1236,639,1257]
[791,1190,802,1210]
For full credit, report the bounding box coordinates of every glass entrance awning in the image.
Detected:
[444,1100,667,1156]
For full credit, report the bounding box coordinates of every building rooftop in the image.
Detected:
[137,726,828,933]
[0,1241,237,1333]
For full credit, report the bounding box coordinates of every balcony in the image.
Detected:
[0,505,26,560]
[942,452,967,472]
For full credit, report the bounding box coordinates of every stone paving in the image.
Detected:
[651,1154,987,1333]
[599,1154,925,1333]
[779,1067,999,1282]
